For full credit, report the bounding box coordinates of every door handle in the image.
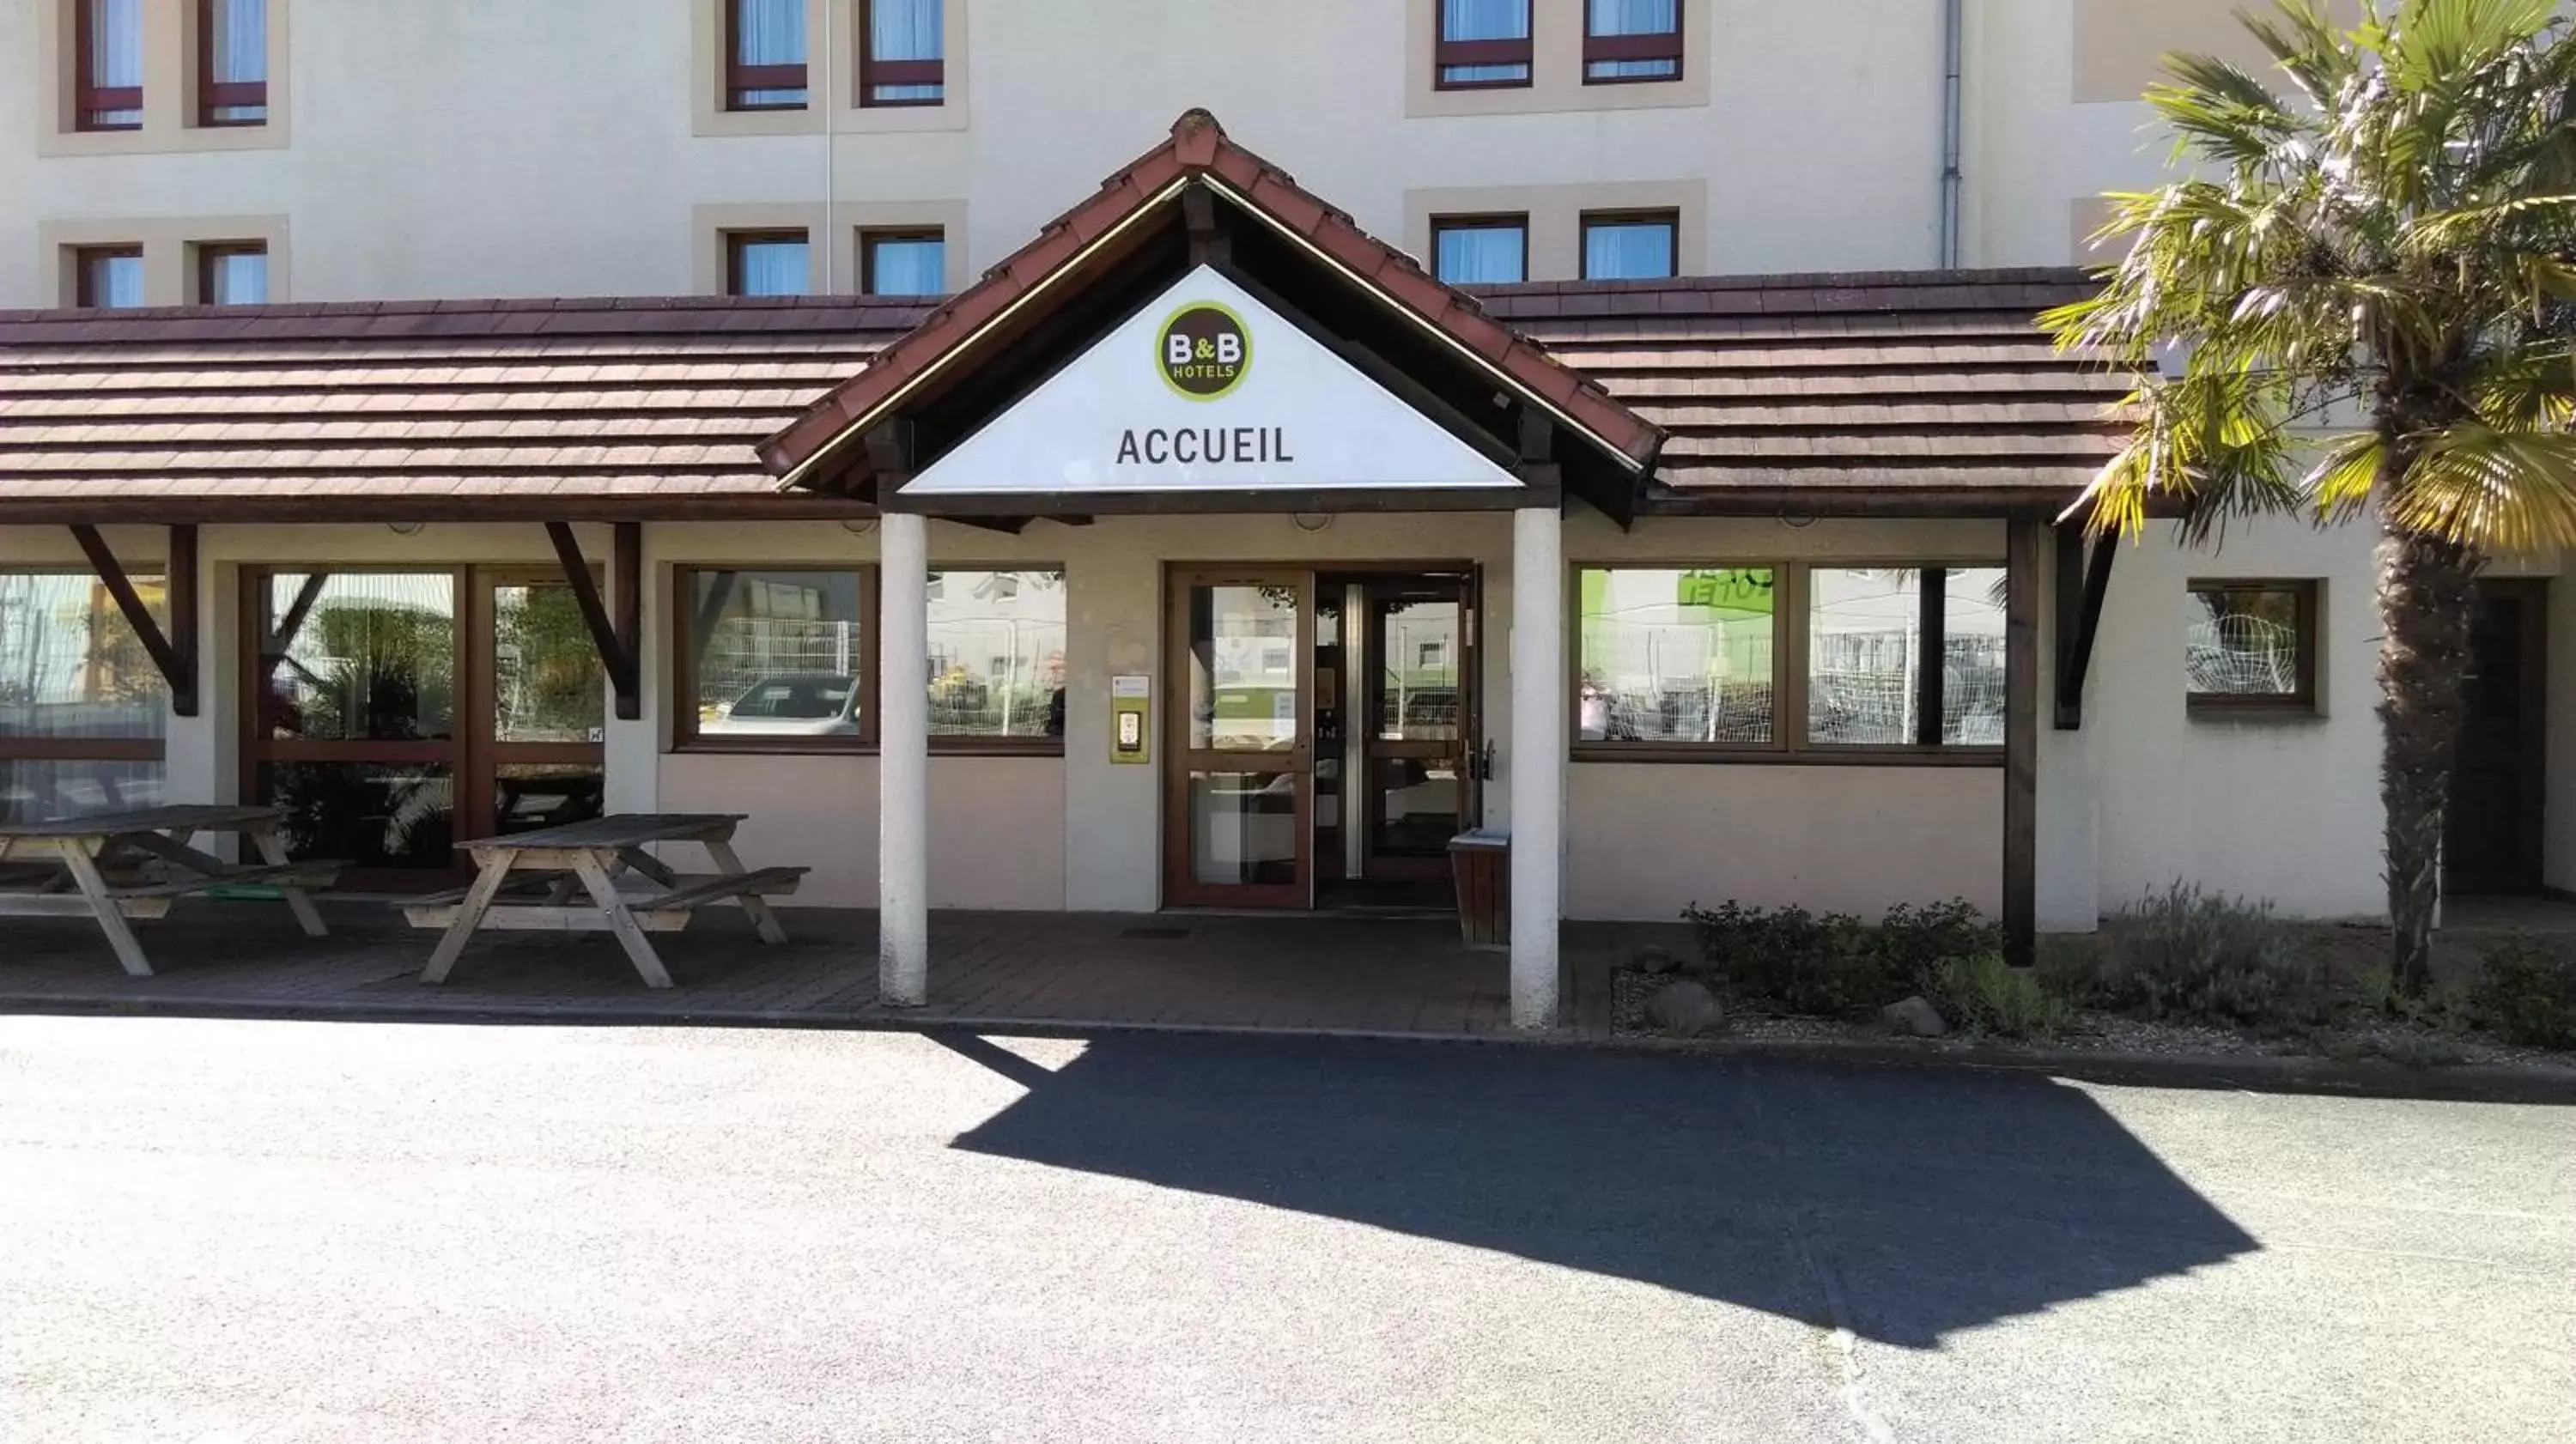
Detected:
[1474,740,1497,782]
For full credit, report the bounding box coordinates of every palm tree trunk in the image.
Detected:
[2377,520,2479,997]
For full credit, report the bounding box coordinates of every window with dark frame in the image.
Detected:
[676,567,875,750]
[2186,580,2319,712]
[1573,562,2009,760]
[0,570,171,825]
[1580,209,1679,280]
[197,0,267,126]
[1435,0,1533,89]
[726,0,809,111]
[860,0,945,106]
[926,570,1066,744]
[73,246,144,309]
[76,0,144,131]
[860,228,946,296]
[1430,214,1528,285]
[196,242,267,305]
[726,230,811,296]
[1584,0,1682,82]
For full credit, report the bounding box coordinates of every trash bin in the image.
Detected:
[1447,828,1510,950]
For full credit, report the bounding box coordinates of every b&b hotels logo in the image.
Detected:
[1157,301,1252,399]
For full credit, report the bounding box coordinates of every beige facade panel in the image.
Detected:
[2069,0,2357,104]
[36,214,290,306]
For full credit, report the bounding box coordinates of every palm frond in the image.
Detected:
[2383,422,2576,550]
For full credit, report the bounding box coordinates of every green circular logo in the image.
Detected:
[1156,301,1253,401]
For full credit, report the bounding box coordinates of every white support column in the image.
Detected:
[878,511,931,1006]
[1509,505,1564,1030]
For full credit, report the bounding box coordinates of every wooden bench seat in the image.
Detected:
[634,866,808,913]
[106,861,344,900]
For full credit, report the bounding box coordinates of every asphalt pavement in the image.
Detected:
[2,1016,2569,1442]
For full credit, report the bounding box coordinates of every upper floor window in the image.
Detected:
[727,231,811,295]
[726,0,809,110]
[2187,581,2318,713]
[1585,0,1682,82]
[1431,215,1528,285]
[861,0,945,106]
[76,0,144,131]
[197,243,268,305]
[74,246,145,309]
[198,0,268,125]
[861,229,946,296]
[1436,0,1532,90]
[1581,210,1678,280]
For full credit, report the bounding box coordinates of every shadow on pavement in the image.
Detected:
[939,1030,2259,1350]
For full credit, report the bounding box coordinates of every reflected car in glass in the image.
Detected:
[701,673,862,737]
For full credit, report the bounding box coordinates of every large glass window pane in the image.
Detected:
[1377,601,1461,742]
[926,569,1066,739]
[1577,567,1776,744]
[0,572,169,742]
[731,0,808,108]
[864,233,945,296]
[2187,585,2310,700]
[260,573,458,743]
[204,0,267,122]
[262,761,455,869]
[1432,221,1526,284]
[687,568,866,741]
[1940,568,2008,745]
[1188,771,1299,885]
[866,0,945,104]
[1583,215,1677,280]
[2,760,164,825]
[1807,569,1922,745]
[1188,585,1300,752]
[490,580,605,744]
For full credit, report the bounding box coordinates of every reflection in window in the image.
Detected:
[1807,568,2006,746]
[1577,567,1775,744]
[0,571,167,822]
[490,581,605,744]
[261,573,458,743]
[685,568,866,742]
[2188,583,2314,706]
[1189,584,1301,752]
[927,570,1066,739]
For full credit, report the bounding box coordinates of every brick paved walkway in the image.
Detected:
[0,902,1648,1037]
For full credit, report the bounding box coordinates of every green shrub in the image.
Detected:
[1681,896,1998,1020]
[1877,900,2003,980]
[2475,940,2576,1050]
[1923,952,2077,1041]
[2099,882,2325,1031]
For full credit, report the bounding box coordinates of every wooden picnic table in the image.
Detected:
[0,804,343,977]
[405,813,807,989]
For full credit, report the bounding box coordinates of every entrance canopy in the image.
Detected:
[756,110,1665,522]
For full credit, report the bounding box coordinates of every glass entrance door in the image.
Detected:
[1361,577,1473,880]
[1164,569,1313,908]
[472,573,608,840]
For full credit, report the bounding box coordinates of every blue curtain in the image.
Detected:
[1440,0,1528,84]
[869,0,944,103]
[866,236,945,297]
[88,0,143,125]
[1435,226,1524,285]
[735,239,809,297]
[737,0,808,106]
[1583,220,1674,280]
[1588,0,1679,79]
[207,251,268,305]
[207,0,267,121]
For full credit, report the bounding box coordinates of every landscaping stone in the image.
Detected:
[1634,943,1679,975]
[1882,995,1950,1038]
[1646,979,1725,1037]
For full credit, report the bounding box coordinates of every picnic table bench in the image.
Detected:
[404,813,807,988]
[0,804,343,977]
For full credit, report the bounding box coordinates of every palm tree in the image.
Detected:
[2045,0,2576,996]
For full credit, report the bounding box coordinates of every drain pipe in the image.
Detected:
[1938,0,1965,268]
[821,0,837,292]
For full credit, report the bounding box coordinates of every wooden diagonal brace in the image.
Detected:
[2051,525,2118,730]
[69,524,197,717]
[544,521,641,720]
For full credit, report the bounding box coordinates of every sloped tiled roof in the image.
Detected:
[755,109,1667,482]
[1479,269,2132,511]
[0,273,2128,520]
[0,297,927,520]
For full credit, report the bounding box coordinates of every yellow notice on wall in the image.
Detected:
[1111,675,1151,765]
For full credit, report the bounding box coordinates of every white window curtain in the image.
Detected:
[207,0,267,122]
[1440,0,1529,84]
[1435,227,1524,285]
[88,254,144,309]
[869,0,945,103]
[1588,0,1679,79]
[208,251,268,305]
[736,0,808,106]
[736,239,810,297]
[88,0,143,125]
[866,237,945,297]
[1584,221,1675,280]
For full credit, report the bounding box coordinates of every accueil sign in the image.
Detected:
[905,265,1517,496]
